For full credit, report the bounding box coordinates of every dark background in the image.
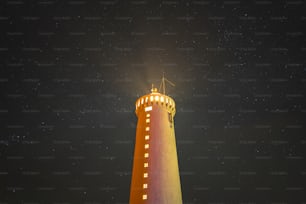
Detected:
[1,0,306,203]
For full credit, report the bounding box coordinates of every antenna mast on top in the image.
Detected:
[159,72,175,95]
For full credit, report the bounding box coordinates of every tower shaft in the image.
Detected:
[129,91,182,204]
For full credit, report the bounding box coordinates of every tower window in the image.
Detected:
[144,144,149,149]
[168,112,173,123]
[143,183,148,189]
[144,153,149,158]
[145,106,152,112]
[155,95,159,101]
[145,135,149,140]
[144,163,148,167]
[143,173,148,178]
[143,194,147,200]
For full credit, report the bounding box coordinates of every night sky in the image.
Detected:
[1,0,306,203]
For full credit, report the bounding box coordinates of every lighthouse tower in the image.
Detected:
[129,78,182,204]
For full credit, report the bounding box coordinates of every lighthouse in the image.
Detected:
[129,77,182,204]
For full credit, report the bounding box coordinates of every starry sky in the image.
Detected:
[1,0,306,203]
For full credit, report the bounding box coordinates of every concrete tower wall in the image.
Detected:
[129,92,182,204]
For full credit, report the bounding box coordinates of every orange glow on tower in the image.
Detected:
[129,83,182,204]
